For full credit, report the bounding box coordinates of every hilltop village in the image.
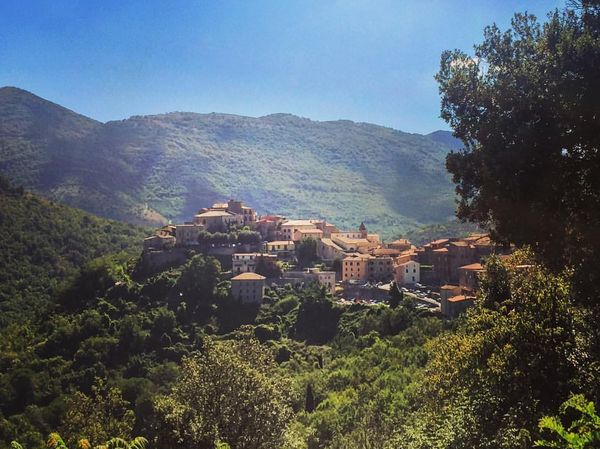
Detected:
[143,199,510,318]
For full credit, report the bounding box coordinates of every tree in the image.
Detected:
[154,335,292,449]
[388,282,403,309]
[535,394,600,449]
[297,238,317,268]
[305,384,315,413]
[436,2,600,297]
[177,255,221,305]
[59,380,135,448]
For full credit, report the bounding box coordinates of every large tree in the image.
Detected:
[436,1,600,297]
[153,334,292,449]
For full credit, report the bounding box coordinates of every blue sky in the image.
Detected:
[0,0,562,134]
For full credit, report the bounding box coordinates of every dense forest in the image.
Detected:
[3,1,600,449]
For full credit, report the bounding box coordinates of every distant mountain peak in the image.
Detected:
[426,130,463,150]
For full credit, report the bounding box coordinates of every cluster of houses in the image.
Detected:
[143,199,510,317]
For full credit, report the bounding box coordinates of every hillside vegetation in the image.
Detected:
[0,87,457,235]
[0,177,146,325]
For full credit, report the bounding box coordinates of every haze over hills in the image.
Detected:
[0,87,460,235]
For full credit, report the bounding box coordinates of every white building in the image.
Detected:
[395,260,420,285]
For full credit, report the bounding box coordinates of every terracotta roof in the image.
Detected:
[297,229,323,234]
[459,263,485,271]
[320,238,344,250]
[450,241,469,247]
[433,248,449,253]
[196,210,234,218]
[282,219,316,227]
[441,284,460,290]
[343,253,373,260]
[267,240,295,246]
[372,248,401,256]
[231,272,266,281]
[448,295,474,303]
[432,239,450,245]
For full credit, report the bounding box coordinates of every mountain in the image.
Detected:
[427,130,463,151]
[0,87,458,235]
[0,176,146,325]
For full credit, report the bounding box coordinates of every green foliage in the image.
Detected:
[297,237,318,268]
[0,180,146,324]
[388,282,403,309]
[535,395,600,449]
[59,380,134,448]
[154,335,292,449]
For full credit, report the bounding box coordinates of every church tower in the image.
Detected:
[359,222,367,238]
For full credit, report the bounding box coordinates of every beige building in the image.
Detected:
[265,240,296,258]
[331,234,379,253]
[280,219,318,241]
[440,284,475,319]
[395,260,420,285]
[193,210,239,232]
[231,272,266,304]
[280,268,336,294]
[313,220,340,238]
[175,223,204,246]
[367,256,395,282]
[224,199,257,226]
[143,234,176,250]
[293,228,324,242]
[458,262,485,293]
[342,253,371,281]
[388,239,412,252]
[317,238,345,261]
[232,253,278,275]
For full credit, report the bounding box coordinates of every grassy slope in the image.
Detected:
[0,178,147,324]
[0,87,457,237]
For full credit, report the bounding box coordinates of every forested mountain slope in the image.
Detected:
[0,87,456,234]
[0,177,146,325]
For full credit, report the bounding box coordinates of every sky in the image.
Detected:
[0,0,562,134]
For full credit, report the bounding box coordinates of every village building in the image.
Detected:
[418,234,508,285]
[223,199,257,225]
[175,223,204,246]
[264,240,296,258]
[458,262,485,292]
[193,210,239,232]
[293,228,324,242]
[280,219,319,241]
[388,238,412,252]
[143,234,176,250]
[395,260,420,285]
[230,272,266,304]
[193,199,257,232]
[313,220,340,238]
[317,238,346,261]
[342,253,371,281]
[255,215,285,240]
[367,256,395,282]
[232,253,278,275]
[277,268,336,294]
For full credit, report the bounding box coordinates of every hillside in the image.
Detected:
[0,87,457,235]
[0,177,146,325]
